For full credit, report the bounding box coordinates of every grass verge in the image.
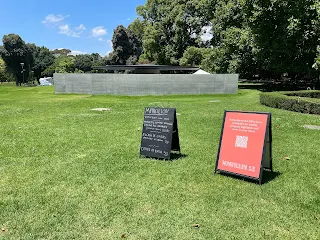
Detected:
[0,86,319,239]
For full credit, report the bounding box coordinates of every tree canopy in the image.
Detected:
[0,34,33,85]
[0,57,14,82]
[107,25,142,65]
[1,0,319,86]
[134,0,320,83]
[32,46,55,81]
[75,54,94,72]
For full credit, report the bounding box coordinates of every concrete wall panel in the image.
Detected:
[54,73,238,95]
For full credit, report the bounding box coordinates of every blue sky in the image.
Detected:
[0,0,146,56]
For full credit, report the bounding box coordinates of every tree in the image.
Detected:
[137,0,214,64]
[51,48,71,56]
[108,25,142,65]
[129,0,320,83]
[91,53,102,62]
[55,56,75,73]
[313,46,320,70]
[0,57,6,81]
[41,64,56,77]
[179,46,210,66]
[312,46,320,88]
[176,0,257,77]
[91,53,107,72]
[74,54,93,72]
[245,0,319,79]
[128,18,146,42]
[0,57,14,82]
[32,46,55,82]
[42,56,75,76]
[0,34,33,85]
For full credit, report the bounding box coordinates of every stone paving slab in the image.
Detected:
[303,125,320,130]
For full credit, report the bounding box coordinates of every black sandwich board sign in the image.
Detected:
[214,111,272,184]
[140,107,180,160]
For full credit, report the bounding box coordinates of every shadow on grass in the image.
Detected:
[217,170,281,185]
[262,170,281,184]
[239,84,266,91]
[170,153,188,161]
[140,153,188,161]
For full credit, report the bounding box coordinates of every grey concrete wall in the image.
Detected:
[53,73,238,95]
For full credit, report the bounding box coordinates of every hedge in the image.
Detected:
[285,90,320,99]
[260,90,320,115]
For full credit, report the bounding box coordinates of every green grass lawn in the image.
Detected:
[0,86,319,239]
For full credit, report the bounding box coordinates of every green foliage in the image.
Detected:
[211,0,247,44]
[41,64,56,77]
[74,54,93,72]
[32,46,55,80]
[246,0,319,79]
[313,46,320,71]
[2,0,320,83]
[137,0,258,74]
[201,27,257,78]
[134,0,320,82]
[285,90,320,99]
[90,53,105,72]
[137,0,212,65]
[55,56,75,73]
[107,25,142,65]
[0,57,5,80]
[0,57,15,82]
[137,53,154,64]
[179,47,210,67]
[128,18,146,42]
[74,68,84,73]
[51,48,71,56]
[260,91,320,115]
[42,56,76,76]
[0,34,34,85]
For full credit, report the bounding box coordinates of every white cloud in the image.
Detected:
[76,24,86,32]
[107,39,113,48]
[74,24,86,36]
[98,37,104,41]
[200,25,213,42]
[59,24,74,36]
[42,14,85,38]
[92,26,107,37]
[42,14,68,25]
[59,24,70,33]
[58,24,86,37]
[68,50,87,56]
[101,51,112,57]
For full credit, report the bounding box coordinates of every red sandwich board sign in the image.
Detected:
[215,111,273,184]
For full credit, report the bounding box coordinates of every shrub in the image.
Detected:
[260,91,320,115]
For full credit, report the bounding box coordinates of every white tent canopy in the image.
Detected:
[39,77,53,86]
[193,69,210,74]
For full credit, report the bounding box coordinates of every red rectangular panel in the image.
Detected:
[217,112,269,179]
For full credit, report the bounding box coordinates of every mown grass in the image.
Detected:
[0,86,319,239]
